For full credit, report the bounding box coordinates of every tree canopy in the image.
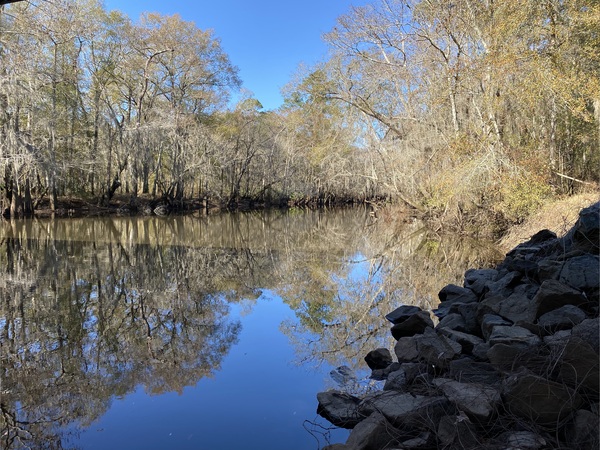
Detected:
[1,0,597,230]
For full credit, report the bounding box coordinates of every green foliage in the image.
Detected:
[498,175,554,224]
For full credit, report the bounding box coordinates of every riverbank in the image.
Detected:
[317,202,599,449]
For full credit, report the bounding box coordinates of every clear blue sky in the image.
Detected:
[103,0,368,111]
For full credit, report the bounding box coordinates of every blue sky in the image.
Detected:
[103,0,369,111]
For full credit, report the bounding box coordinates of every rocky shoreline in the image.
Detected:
[317,202,599,450]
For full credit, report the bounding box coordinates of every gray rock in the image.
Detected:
[384,368,408,392]
[484,271,522,298]
[449,358,502,385]
[390,311,434,339]
[567,409,600,449]
[437,327,484,354]
[571,318,600,353]
[450,301,480,336]
[437,414,479,449]
[550,336,599,394]
[414,328,462,369]
[370,362,401,381]
[400,432,431,448]
[359,390,449,428]
[317,390,362,429]
[503,370,583,425]
[542,329,572,346]
[533,279,588,317]
[488,325,541,347]
[480,314,513,341]
[438,284,478,303]
[433,378,500,419]
[562,202,600,254]
[344,412,397,450]
[330,365,357,388]
[537,304,587,331]
[558,254,600,297]
[471,342,491,361]
[480,293,538,324]
[364,348,393,370]
[385,305,423,324]
[437,313,466,332]
[384,363,430,392]
[498,431,547,449]
[394,336,420,362]
[487,343,530,370]
[464,268,499,297]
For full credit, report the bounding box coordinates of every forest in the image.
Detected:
[0,0,598,233]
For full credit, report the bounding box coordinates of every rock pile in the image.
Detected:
[317,202,599,450]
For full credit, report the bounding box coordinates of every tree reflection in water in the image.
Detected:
[278,209,503,377]
[0,209,501,448]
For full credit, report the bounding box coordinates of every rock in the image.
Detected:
[449,358,502,385]
[471,342,491,361]
[330,366,357,388]
[364,348,393,370]
[433,378,501,419]
[438,284,478,304]
[500,256,540,279]
[480,314,513,340]
[558,255,600,298]
[487,343,530,370]
[385,305,423,324]
[537,304,587,332]
[390,311,434,339]
[449,301,480,336]
[571,318,600,353]
[437,313,467,332]
[343,412,397,450]
[464,269,498,297]
[551,336,600,394]
[437,328,484,355]
[316,390,362,429]
[488,325,541,347]
[567,409,600,449]
[498,431,547,449]
[359,390,450,429]
[400,432,431,448]
[370,362,401,381]
[414,328,462,369]
[394,336,420,362]
[383,368,408,392]
[437,414,479,449]
[533,279,588,317]
[484,271,523,298]
[562,202,600,254]
[384,363,431,392]
[479,293,538,324]
[503,371,583,425]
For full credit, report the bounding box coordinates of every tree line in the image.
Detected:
[1,0,598,230]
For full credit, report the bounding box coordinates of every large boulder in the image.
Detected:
[433,378,501,419]
[390,311,434,339]
[359,391,450,429]
[502,371,583,425]
[414,328,462,369]
[316,390,362,429]
[533,279,588,317]
[364,348,393,370]
[385,305,423,324]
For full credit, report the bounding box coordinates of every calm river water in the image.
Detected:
[0,208,501,449]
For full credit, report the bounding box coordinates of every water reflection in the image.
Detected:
[0,208,501,449]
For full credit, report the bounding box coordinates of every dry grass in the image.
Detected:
[499,192,599,252]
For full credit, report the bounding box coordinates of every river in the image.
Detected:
[0,208,501,449]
